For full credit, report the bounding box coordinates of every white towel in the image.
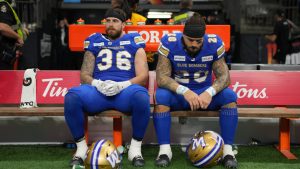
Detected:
[20,68,38,108]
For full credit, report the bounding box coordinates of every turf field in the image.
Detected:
[0,145,300,169]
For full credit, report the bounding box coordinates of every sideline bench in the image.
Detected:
[1,70,300,159]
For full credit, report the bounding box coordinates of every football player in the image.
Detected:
[153,12,238,168]
[64,8,150,168]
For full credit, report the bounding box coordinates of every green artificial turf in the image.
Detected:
[0,145,300,169]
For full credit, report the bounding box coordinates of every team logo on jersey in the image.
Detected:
[108,42,112,45]
[174,55,186,61]
[84,41,90,49]
[1,5,7,13]
[120,41,131,45]
[202,55,213,62]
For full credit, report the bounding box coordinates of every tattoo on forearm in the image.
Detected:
[212,57,230,93]
[80,51,95,84]
[156,54,179,91]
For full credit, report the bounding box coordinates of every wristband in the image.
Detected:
[205,86,216,97]
[176,85,189,95]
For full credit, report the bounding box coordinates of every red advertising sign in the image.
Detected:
[69,25,230,52]
[1,70,300,106]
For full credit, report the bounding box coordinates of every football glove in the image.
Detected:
[102,80,119,96]
[91,79,106,94]
[102,80,132,96]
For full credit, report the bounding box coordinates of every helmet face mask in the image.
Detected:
[186,131,224,168]
[85,139,121,169]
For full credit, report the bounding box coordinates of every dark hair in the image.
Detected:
[183,13,206,38]
[112,0,132,20]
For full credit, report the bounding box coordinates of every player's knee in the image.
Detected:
[155,88,173,105]
[222,89,237,103]
[64,92,82,114]
[132,91,150,106]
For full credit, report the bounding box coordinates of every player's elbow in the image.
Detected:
[156,75,165,87]
[141,73,149,86]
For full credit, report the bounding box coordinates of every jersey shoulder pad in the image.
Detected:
[84,33,103,50]
[206,34,225,58]
[128,32,146,48]
[158,33,179,56]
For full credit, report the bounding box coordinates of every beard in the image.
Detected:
[182,38,201,57]
[106,27,122,40]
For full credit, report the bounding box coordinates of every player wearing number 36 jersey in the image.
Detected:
[64,8,150,169]
[85,30,145,82]
[153,13,239,168]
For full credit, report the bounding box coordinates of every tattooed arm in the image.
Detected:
[156,54,180,92]
[80,51,95,84]
[131,48,149,86]
[211,57,230,93]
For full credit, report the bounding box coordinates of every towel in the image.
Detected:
[20,68,38,108]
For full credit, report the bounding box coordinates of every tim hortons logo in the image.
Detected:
[42,78,68,97]
[231,82,267,99]
[127,30,181,43]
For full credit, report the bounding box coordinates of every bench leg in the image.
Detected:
[275,118,297,159]
[113,116,122,147]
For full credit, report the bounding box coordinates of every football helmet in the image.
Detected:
[186,130,224,168]
[85,139,121,169]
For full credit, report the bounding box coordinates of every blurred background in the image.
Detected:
[13,0,300,69]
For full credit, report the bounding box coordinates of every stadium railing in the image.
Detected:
[0,69,300,159]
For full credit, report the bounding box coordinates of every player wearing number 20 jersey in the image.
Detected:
[153,13,238,168]
[158,33,225,90]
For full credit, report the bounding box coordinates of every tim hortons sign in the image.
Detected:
[0,70,300,106]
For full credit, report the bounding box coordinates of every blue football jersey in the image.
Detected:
[158,33,225,90]
[84,32,145,82]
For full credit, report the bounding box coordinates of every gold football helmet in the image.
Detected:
[85,139,121,169]
[186,130,224,168]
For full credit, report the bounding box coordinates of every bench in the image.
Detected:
[1,70,300,160]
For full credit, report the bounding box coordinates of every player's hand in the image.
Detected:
[183,90,202,111]
[91,79,106,94]
[198,91,212,109]
[102,80,120,96]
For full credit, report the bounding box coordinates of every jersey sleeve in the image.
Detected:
[157,34,171,58]
[83,33,100,56]
[130,32,146,49]
[212,35,226,61]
